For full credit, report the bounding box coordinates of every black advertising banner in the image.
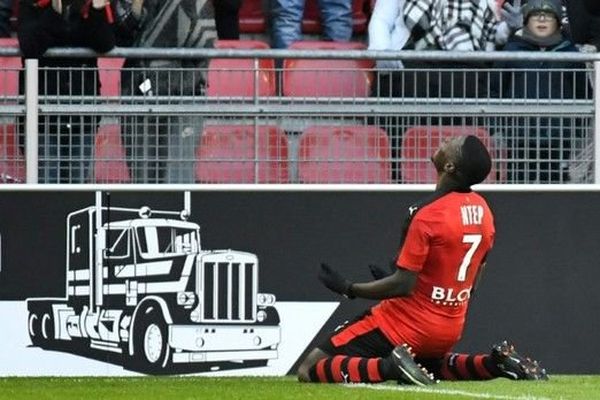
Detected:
[0,189,599,375]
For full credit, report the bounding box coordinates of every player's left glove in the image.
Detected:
[319,263,355,299]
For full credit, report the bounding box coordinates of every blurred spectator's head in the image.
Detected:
[523,0,561,38]
[522,0,562,23]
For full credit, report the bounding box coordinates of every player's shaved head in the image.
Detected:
[456,135,492,186]
[433,135,492,188]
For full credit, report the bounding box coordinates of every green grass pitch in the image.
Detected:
[0,375,597,400]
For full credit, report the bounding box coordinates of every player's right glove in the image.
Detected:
[318,263,355,299]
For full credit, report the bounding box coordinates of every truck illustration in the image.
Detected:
[26,192,281,373]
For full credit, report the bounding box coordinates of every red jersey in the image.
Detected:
[371,190,495,357]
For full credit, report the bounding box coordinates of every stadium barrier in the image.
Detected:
[0,46,597,184]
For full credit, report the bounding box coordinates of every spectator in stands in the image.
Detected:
[371,0,524,98]
[215,0,241,39]
[492,0,590,183]
[368,0,520,152]
[18,0,115,183]
[270,0,352,49]
[367,0,410,71]
[366,0,409,183]
[563,0,599,183]
[584,0,600,14]
[368,0,521,182]
[113,0,217,183]
[402,0,521,52]
[565,0,600,51]
[0,0,12,37]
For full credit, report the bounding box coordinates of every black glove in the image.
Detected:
[318,263,355,299]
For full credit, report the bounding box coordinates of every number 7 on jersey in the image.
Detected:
[457,234,482,281]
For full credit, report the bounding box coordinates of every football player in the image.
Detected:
[297,135,547,385]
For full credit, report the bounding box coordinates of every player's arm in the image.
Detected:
[349,267,417,300]
[318,263,417,300]
[471,254,489,294]
[319,206,425,300]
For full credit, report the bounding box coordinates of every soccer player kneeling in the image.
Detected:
[297,135,548,385]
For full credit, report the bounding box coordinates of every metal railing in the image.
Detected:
[0,47,597,184]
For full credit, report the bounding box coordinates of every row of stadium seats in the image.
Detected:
[0,120,502,184]
[100,40,372,98]
[93,124,501,184]
[196,124,387,184]
[93,123,387,183]
[208,40,373,97]
[0,38,373,98]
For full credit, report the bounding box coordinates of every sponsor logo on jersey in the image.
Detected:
[430,286,471,306]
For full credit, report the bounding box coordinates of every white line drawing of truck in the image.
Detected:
[26,191,281,374]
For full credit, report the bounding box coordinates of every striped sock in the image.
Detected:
[308,355,394,383]
[439,353,502,380]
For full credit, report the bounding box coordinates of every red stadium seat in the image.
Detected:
[93,122,131,183]
[207,40,276,97]
[195,125,289,183]
[97,57,125,97]
[400,126,505,183]
[239,0,266,33]
[0,38,21,98]
[283,41,374,97]
[0,39,25,183]
[0,123,25,183]
[298,125,391,183]
[302,0,369,34]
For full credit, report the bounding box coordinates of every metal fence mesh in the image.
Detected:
[0,52,596,184]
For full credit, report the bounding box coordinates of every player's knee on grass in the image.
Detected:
[297,358,314,382]
[297,348,330,382]
[297,367,310,382]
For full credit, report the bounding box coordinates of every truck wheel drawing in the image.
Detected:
[26,192,281,374]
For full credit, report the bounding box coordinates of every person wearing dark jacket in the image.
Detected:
[584,0,600,14]
[113,0,216,183]
[18,0,115,183]
[565,0,600,50]
[215,0,241,39]
[493,0,590,183]
[0,0,12,37]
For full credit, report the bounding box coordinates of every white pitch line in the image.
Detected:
[344,383,552,400]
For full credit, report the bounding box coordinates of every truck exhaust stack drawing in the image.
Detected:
[26,191,281,374]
